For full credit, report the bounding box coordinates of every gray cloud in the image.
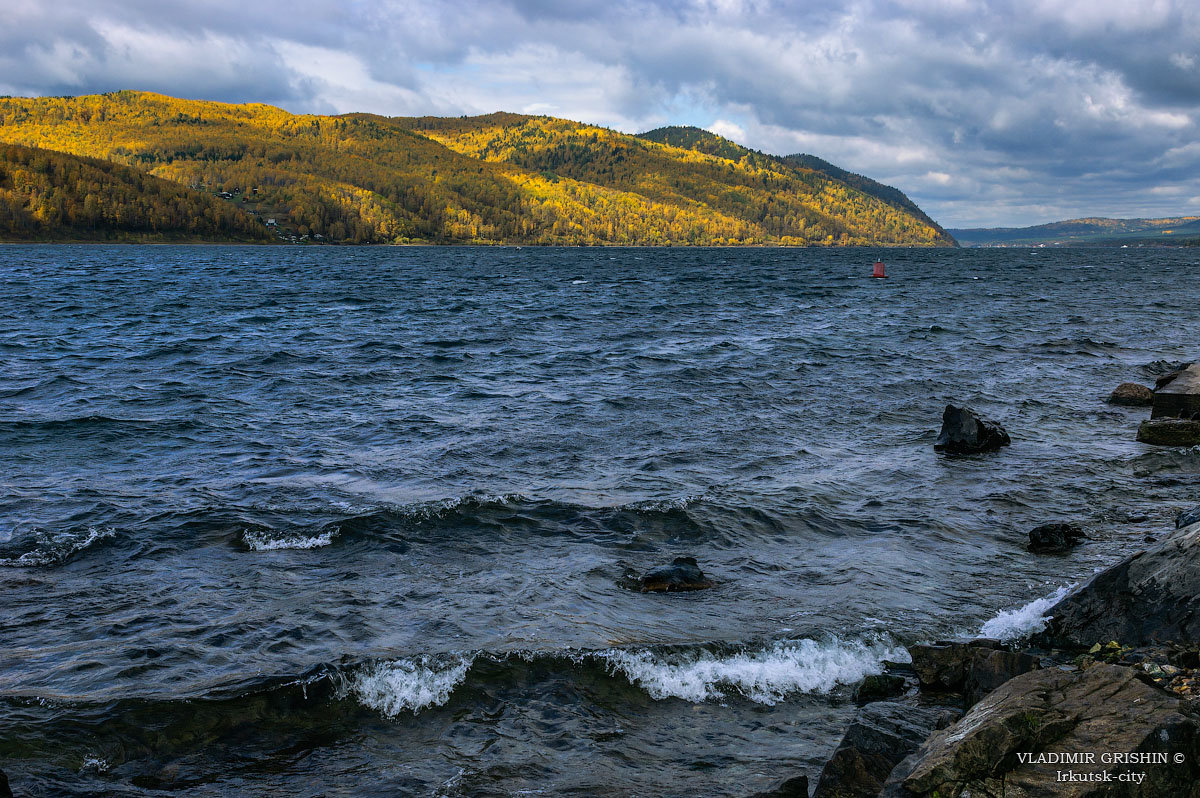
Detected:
[2,0,1198,226]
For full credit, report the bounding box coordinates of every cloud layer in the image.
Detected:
[4,0,1198,227]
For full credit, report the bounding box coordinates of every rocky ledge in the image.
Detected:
[783,520,1200,798]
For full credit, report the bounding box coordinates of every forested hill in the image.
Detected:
[950,216,1200,247]
[0,143,269,242]
[0,92,954,246]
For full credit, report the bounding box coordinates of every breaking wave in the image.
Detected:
[979,583,1076,641]
[0,527,118,567]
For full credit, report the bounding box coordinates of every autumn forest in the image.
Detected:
[0,91,955,246]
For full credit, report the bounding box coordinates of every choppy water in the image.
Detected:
[1,244,1198,796]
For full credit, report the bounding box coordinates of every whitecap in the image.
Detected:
[0,527,117,567]
[979,583,1076,641]
[350,654,474,717]
[600,638,906,705]
[242,528,336,551]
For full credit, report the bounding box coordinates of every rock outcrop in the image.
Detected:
[1027,522,1086,553]
[1152,362,1200,419]
[639,556,714,592]
[908,640,1040,708]
[1036,522,1200,649]
[884,664,1200,798]
[1178,504,1200,529]
[749,774,809,797]
[933,405,1010,454]
[1108,382,1154,406]
[813,701,960,798]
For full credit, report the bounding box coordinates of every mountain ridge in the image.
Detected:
[0,91,954,246]
[950,216,1200,247]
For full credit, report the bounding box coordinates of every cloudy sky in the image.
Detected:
[4,0,1199,227]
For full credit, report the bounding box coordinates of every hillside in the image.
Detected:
[950,216,1200,247]
[636,126,952,241]
[0,92,954,246]
[0,142,269,242]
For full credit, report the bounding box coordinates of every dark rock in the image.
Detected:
[1155,365,1192,390]
[639,556,714,592]
[886,665,1200,797]
[748,774,809,798]
[813,701,961,798]
[1138,418,1200,446]
[1152,362,1200,418]
[1108,381,1154,406]
[909,641,1040,707]
[1177,503,1200,528]
[854,673,907,704]
[1027,522,1086,553]
[1037,522,1200,649]
[0,769,9,798]
[933,405,1010,454]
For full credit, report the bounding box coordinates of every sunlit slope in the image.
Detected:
[400,114,952,246]
[0,142,269,241]
[0,92,952,245]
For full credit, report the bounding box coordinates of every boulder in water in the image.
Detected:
[1138,418,1200,445]
[1108,381,1154,406]
[908,640,1040,708]
[933,405,1010,454]
[748,774,809,798]
[639,556,714,592]
[1027,522,1086,553]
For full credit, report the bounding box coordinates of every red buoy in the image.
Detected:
[872,260,886,278]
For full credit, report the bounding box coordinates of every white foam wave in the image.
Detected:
[350,655,474,717]
[600,638,905,704]
[0,527,116,567]
[243,528,336,551]
[979,583,1076,641]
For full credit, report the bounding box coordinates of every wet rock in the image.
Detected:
[854,673,907,705]
[933,405,1010,454]
[909,641,1040,707]
[638,556,714,592]
[0,769,10,798]
[1037,522,1200,649]
[1152,362,1200,418]
[748,774,809,798]
[1137,418,1200,446]
[813,701,961,798]
[1027,522,1086,553]
[886,664,1200,797]
[1177,503,1200,528]
[1108,381,1154,406]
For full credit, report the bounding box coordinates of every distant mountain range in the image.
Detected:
[949,217,1200,247]
[0,91,954,246]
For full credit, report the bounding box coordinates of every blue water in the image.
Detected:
[1,245,1197,796]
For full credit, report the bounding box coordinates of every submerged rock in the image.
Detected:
[887,665,1200,798]
[1138,418,1200,446]
[909,640,1040,708]
[638,556,714,592]
[1027,522,1086,553]
[1177,503,1200,529]
[1037,521,1200,649]
[933,405,1010,454]
[748,774,809,798]
[1108,381,1154,406]
[813,701,960,798]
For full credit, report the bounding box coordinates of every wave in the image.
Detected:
[241,527,337,551]
[598,637,906,704]
[0,527,117,567]
[348,654,475,716]
[978,583,1076,641]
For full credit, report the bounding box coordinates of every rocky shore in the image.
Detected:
[751,384,1200,798]
[754,512,1200,798]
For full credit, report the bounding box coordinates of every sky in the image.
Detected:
[3,0,1199,228]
